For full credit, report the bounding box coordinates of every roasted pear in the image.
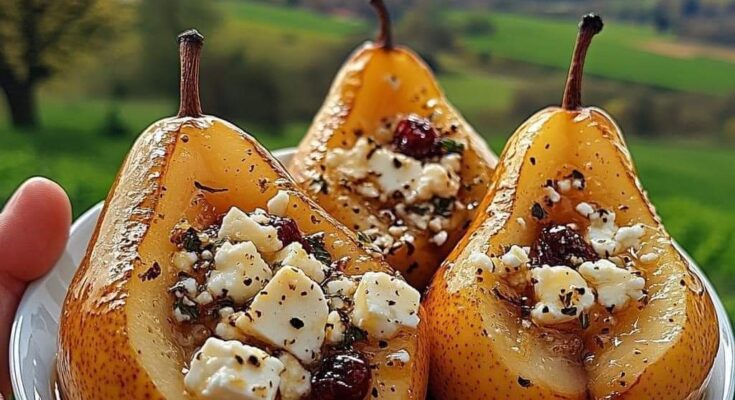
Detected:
[288,0,497,290]
[58,30,428,400]
[425,15,718,400]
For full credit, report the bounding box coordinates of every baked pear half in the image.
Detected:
[58,30,428,400]
[424,15,718,400]
[288,0,497,290]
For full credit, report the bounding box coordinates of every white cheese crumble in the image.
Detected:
[207,241,272,304]
[215,309,247,342]
[576,202,645,257]
[557,179,572,193]
[639,252,659,263]
[173,250,198,271]
[352,272,421,339]
[277,352,312,400]
[500,245,529,270]
[325,137,461,205]
[543,185,561,203]
[579,259,646,312]
[271,242,327,283]
[530,265,595,326]
[430,230,448,246]
[468,251,495,273]
[184,338,284,400]
[219,207,283,253]
[236,267,329,364]
[387,349,411,364]
[267,190,290,217]
[325,277,357,310]
[325,310,346,344]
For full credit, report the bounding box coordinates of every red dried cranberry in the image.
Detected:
[271,216,305,247]
[310,352,371,400]
[530,224,599,267]
[392,115,440,159]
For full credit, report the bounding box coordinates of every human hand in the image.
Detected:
[0,178,71,397]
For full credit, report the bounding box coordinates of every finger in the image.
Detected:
[0,177,72,282]
[0,177,71,396]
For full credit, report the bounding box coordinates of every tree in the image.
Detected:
[0,0,125,129]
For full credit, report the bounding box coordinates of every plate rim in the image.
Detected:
[10,147,735,400]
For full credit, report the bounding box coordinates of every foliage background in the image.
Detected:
[0,0,734,322]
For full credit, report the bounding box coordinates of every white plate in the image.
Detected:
[10,148,735,400]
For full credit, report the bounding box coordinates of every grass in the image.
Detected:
[448,11,735,95]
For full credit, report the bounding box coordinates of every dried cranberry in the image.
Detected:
[392,115,440,159]
[310,352,371,400]
[530,224,599,267]
[271,217,307,249]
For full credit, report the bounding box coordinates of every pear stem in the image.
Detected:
[177,29,204,118]
[369,0,393,49]
[561,14,603,110]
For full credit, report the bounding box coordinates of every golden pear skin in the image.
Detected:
[425,14,718,400]
[58,30,428,400]
[288,0,497,290]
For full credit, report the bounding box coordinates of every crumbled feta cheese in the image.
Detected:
[236,267,329,364]
[352,272,420,339]
[173,251,198,271]
[207,241,272,303]
[277,352,312,400]
[543,185,561,203]
[440,153,462,172]
[325,277,357,310]
[428,217,444,233]
[639,252,659,263]
[356,182,380,198]
[267,190,290,217]
[530,265,595,326]
[500,245,529,269]
[430,230,448,246]
[174,307,192,323]
[575,202,595,218]
[326,137,461,205]
[468,251,495,272]
[516,217,527,228]
[271,242,327,283]
[218,207,283,253]
[184,338,284,400]
[195,291,213,305]
[579,259,646,312]
[177,277,199,297]
[578,203,645,257]
[614,224,645,252]
[215,311,247,342]
[413,163,461,202]
[387,350,411,364]
[325,137,372,180]
[495,245,531,287]
[325,310,346,344]
[557,179,572,193]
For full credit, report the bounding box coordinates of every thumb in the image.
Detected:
[0,177,71,396]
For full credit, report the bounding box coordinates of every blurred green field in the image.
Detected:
[449,11,735,95]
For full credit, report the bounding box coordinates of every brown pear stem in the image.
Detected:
[561,14,603,110]
[369,0,393,49]
[177,29,204,118]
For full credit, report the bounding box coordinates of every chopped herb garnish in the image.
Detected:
[174,298,199,321]
[182,227,202,252]
[439,138,465,154]
[303,232,332,266]
[432,196,454,217]
[341,326,368,347]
